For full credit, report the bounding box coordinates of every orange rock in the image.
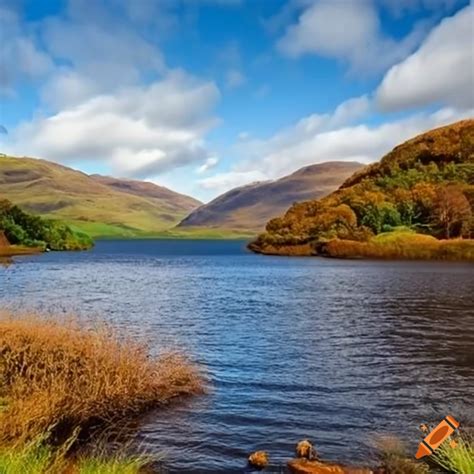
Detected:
[248,451,269,469]
[288,458,373,474]
[296,440,318,460]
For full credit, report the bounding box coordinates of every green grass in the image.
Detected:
[0,442,55,474]
[0,441,151,474]
[66,220,149,239]
[76,454,152,474]
[432,437,474,474]
[157,227,255,240]
[372,226,419,242]
[67,220,255,240]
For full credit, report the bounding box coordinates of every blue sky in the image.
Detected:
[0,0,473,202]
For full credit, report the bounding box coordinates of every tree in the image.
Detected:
[433,186,472,239]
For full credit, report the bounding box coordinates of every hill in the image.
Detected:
[249,120,474,259]
[178,161,364,233]
[0,155,202,237]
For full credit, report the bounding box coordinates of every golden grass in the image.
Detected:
[321,234,474,260]
[0,313,202,446]
[372,435,429,474]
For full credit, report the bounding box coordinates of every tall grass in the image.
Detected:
[321,232,474,260]
[0,439,61,474]
[373,436,429,474]
[0,313,202,446]
[0,439,152,474]
[431,435,474,474]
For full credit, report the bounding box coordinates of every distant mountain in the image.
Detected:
[90,174,200,213]
[178,161,364,233]
[0,155,202,237]
[249,119,474,258]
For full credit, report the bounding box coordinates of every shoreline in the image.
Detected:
[0,245,43,258]
[248,233,474,261]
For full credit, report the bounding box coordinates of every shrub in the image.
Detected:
[373,436,429,474]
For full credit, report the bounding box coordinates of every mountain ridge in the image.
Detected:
[178,161,364,233]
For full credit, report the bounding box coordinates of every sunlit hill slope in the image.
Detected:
[0,155,202,238]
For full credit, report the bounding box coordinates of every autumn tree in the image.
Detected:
[433,186,472,238]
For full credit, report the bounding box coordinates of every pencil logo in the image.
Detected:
[415,415,460,459]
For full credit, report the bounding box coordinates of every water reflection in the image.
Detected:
[0,241,473,473]
[0,256,13,268]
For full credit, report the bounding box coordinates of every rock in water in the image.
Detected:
[296,440,318,460]
[248,451,269,469]
[288,458,373,474]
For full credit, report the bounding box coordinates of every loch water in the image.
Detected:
[1,240,473,473]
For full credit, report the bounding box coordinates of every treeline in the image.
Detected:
[250,120,474,256]
[0,199,93,251]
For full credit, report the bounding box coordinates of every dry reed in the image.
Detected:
[321,236,474,260]
[0,312,202,446]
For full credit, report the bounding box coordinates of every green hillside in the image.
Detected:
[249,119,474,260]
[0,155,202,238]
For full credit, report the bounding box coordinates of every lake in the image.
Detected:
[0,240,473,473]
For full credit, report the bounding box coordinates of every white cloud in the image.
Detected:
[37,11,166,109]
[377,6,474,111]
[225,69,246,89]
[196,156,219,174]
[0,5,53,94]
[40,70,100,111]
[5,71,221,177]
[199,170,268,193]
[277,0,428,73]
[201,99,473,194]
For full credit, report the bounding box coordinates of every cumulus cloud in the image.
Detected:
[5,71,220,177]
[200,99,473,193]
[1,0,228,181]
[277,0,428,73]
[0,5,53,95]
[377,6,474,111]
[37,6,166,109]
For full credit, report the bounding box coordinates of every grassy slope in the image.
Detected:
[178,161,364,233]
[250,119,474,259]
[0,155,201,238]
